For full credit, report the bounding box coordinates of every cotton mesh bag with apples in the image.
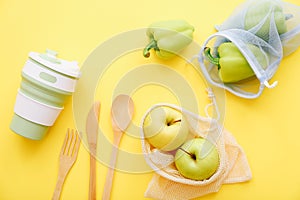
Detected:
[140,89,252,200]
[198,0,300,99]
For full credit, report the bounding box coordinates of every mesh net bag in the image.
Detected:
[198,0,300,99]
[216,0,300,57]
[140,89,252,200]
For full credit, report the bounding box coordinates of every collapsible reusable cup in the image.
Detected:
[10,49,81,140]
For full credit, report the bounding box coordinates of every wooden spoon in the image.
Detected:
[102,95,134,200]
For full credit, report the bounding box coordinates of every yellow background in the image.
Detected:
[1,0,300,199]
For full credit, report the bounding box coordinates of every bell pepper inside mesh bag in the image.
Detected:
[216,0,300,57]
[198,29,281,99]
[197,0,300,99]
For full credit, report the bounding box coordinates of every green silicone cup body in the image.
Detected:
[20,72,71,107]
[10,114,49,140]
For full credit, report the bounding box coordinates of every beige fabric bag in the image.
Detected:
[140,89,252,200]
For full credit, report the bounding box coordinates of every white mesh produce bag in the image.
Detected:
[217,0,300,57]
[197,0,300,99]
[198,29,281,98]
[140,89,252,200]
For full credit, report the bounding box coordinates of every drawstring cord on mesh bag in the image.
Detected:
[204,87,220,121]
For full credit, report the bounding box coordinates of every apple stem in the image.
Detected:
[173,119,181,123]
[167,119,181,126]
[179,147,196,160]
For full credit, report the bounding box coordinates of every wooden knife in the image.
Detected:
[86,101,101,200]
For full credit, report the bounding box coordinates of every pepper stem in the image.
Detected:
[143,39,158,58]
[204,47,220,68]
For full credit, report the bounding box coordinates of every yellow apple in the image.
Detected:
[175,138,219,181]
[143,106,189,151]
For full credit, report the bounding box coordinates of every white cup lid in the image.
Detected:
[29,49,81,78]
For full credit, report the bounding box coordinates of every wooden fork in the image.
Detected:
[52,129,81,200]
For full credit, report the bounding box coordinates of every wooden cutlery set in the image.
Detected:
[52,95,134,200]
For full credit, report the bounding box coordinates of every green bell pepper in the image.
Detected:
[143,20,194,59]
[245,0,291,41]
[204,42,268,83]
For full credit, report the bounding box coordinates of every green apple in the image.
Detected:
[175,138,219,181]
[143,106,189,151]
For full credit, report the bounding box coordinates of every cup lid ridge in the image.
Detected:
[29,49,81,78]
